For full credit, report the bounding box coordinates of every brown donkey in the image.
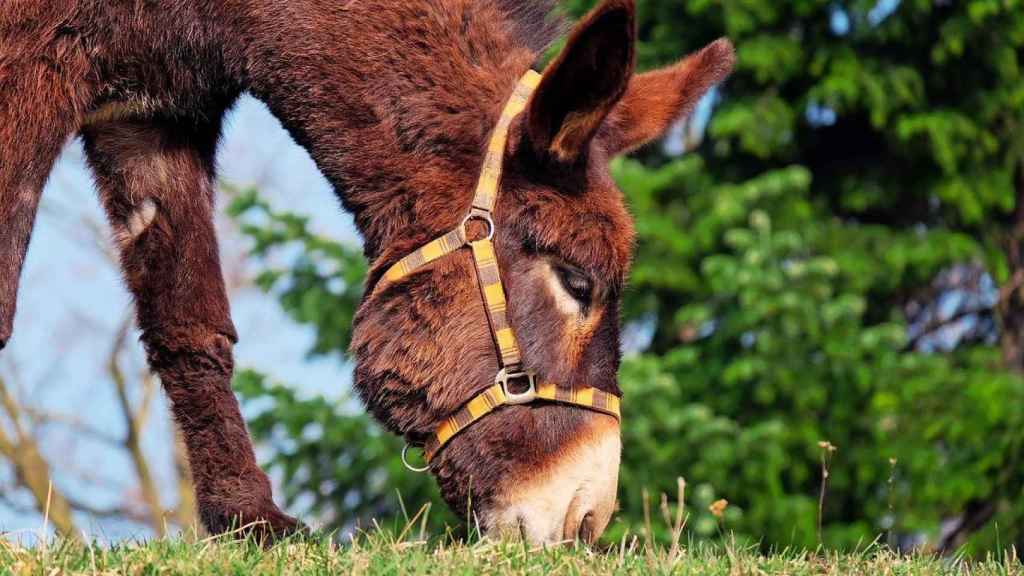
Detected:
[0,0,733,543]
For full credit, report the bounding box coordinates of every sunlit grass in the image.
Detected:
[1,482,1021,574]
[1,483,1021,574]
[1,527,1020,575]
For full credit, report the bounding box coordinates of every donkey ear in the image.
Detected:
[525,0,636,165]
[602,38,735,156]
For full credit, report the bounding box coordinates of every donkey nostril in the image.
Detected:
[577,511,597,543]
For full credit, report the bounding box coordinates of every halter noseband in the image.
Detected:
[371,70,621,469]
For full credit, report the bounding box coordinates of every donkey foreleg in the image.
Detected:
[0,55,91,349]
[81,116,299,540]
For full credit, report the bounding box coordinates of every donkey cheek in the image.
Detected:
[540,266,601,367]
[487,415,620,544]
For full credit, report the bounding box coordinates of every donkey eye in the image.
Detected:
[555,265,593,304]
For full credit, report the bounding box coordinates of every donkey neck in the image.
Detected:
[224,0,549,261]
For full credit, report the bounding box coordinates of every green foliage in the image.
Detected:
[567,0,1023,553]
[227,189,367,358]
[227,190,455,533]
[228,0,1024,555]
[609,155,1023,551]
[234,369,456,533]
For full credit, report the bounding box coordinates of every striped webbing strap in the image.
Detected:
[372,70,622,465]
[375,72,541,294]
[423,382,621,462]
[374,70,542,371]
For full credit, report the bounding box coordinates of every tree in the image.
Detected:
[564,0,1024,553]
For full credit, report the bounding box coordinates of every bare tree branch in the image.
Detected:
[22,407,124,448]
[904,306,992,352]
[136,371,158,431]
[938,500,997,554]
[172,429,199,538]
[62,494,153,525]
[107,314,167,537]
[0,376,79,537]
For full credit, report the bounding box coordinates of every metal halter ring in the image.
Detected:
[401,443,430,473]
[461,209,495,242]
[496,368,537,405]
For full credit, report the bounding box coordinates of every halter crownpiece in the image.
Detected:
[373,69,621,468]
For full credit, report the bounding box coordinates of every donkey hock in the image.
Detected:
[0,0,734,543]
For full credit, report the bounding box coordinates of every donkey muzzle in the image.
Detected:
[487,414,620,545]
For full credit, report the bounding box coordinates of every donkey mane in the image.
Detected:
[492,0,566,54]
[296,0,564,264]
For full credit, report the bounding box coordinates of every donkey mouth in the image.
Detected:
[486,414,621,545]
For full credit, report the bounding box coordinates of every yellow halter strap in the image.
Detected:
[372,70,621,466]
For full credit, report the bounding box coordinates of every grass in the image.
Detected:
[0,530,1021,575]
[0,483,1019,575]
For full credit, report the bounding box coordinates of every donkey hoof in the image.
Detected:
[201,502,306,544]
[246,506,308,545]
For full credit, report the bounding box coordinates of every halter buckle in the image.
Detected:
[496,368,536,405]
[461,208,495,242]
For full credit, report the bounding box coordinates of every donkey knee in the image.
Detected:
[139,325,238,377]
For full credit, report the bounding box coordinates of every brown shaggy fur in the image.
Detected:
[0,0,733,538]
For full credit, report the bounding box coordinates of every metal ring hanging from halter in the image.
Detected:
[402,443,430,473]
[461,208,495,242]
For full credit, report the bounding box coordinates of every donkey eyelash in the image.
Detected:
[554,264,593,305]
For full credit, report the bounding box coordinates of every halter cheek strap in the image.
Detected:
[372,70,621,466]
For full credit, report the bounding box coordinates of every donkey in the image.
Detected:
[0,0,733,543]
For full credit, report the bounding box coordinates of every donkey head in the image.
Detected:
[352,0,734,544]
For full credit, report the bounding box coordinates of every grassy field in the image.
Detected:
[0,531,1021,575]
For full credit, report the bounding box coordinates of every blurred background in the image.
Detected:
[2,0,1022,557]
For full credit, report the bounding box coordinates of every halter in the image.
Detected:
[371,70,621,470]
